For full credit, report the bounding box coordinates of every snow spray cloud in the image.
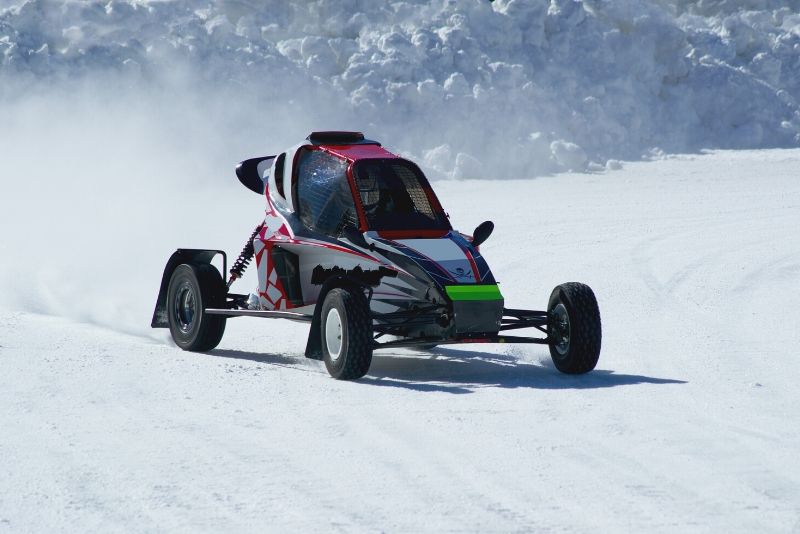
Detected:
[0,77,256,337]
[0,63,355,337]
[1,0,800,335]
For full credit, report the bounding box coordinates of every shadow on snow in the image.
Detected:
[363,346,687,394]
[209,348,326,375]
[209,346,686,394]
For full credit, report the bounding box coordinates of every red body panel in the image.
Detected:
[317,144,450,235]
[322,144,398,161]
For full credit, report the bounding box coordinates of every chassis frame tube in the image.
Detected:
[205,300,550,348]
[204,308,313,323]
[373,334,549,350]
[372,307,551,349]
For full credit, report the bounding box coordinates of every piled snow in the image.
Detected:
[1,0,800,177]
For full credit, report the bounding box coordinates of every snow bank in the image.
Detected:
[0,0,799,177]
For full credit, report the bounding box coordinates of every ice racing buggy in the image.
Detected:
[151,131,602,380]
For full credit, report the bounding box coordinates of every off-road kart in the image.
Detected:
[152,131,601,379]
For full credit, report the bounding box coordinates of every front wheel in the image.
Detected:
[166,263,227,352]
[320,287,373,380]
[547,282,601,374]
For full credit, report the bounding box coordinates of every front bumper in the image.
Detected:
[446,284,504,334]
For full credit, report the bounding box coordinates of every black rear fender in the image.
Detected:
[151,249,227,328]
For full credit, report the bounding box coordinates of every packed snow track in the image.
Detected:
[1,150,799,532]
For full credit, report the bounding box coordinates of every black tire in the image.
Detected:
[166,263,227,352]
[320,287,373,380]
[547,282,601,374]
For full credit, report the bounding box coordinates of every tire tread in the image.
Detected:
[548,282,601,374]
[322,287,373,380]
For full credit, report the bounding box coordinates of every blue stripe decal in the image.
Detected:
[448,232,496,284]
[376,238,456,285]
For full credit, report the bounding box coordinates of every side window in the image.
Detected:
[274,153,286,198]
[295,149,358,236]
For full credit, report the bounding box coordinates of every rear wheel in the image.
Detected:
[166,263,227,352]
[321,287,373,380]
[547,282,601,374]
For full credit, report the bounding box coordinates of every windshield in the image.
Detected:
[295,149,358,237]
[353,159,450,232]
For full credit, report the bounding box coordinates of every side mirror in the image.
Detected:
[235,156,275,195]
[471,220,494,248]
[342,225,369,249]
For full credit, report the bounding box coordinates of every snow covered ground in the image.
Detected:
[2,0,800,531]
[2,149,799,532]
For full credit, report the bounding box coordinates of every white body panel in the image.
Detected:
[398,237,476,283]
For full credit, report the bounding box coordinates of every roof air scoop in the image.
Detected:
[306,131,381,146]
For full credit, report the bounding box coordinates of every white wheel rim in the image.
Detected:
[325,308,343,361]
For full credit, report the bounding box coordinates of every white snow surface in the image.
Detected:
[1,1,800,530]
[1,149,799,532]
[1,0,800,175]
